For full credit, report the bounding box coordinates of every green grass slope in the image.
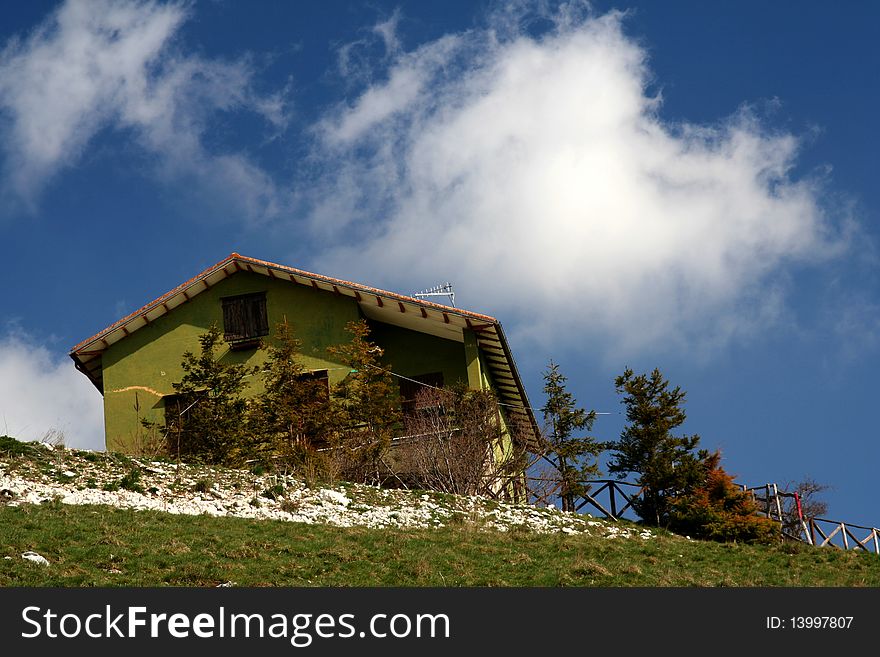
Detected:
[1,436,878,587]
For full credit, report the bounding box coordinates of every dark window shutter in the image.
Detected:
[222,298,244,341]
[254,294,269,336]
[221,292,268,343]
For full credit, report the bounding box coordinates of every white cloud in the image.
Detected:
[335,7,404,82]
[321,34,464,146]
[372,8,403,56]
[306,8,847,356]
[0,331,104,451]
[0,0,286,220]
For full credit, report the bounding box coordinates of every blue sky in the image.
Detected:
[1,0,877,529]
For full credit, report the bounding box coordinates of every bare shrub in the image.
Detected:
[526,459,565,507]
[323,427,391,486]
[132,423,168,459]
[780,477,830,539]
[396,386,527,497]
[40,428,66,448]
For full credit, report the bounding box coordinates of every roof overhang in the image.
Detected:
[70,253,541,450]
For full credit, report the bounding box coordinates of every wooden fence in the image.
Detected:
[805,518,880,554]
[527,476,880,554]
[742,484,880,554]
[573,480,645,520]
[525,476,644,521]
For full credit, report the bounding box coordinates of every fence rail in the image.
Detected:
[526,476,879,554]
[806,518,880,554]
[574,480,645,519]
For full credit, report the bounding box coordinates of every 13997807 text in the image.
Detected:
[766,616,854,630]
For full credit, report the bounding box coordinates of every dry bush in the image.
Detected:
[780,477,830,539]
[323,427,391,486]
[396,386,527,497]
[525,459,565,507]
[40,428,66,448]
[131,423,169,459]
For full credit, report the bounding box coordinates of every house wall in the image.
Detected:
[99,271,476,452]
[479,349,525,499]
[365,320,469,389]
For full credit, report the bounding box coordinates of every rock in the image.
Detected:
[21,551,49,566]
[0,446,657,539]
[320,489,350,507]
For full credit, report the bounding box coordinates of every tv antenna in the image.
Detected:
[412,282,456,308]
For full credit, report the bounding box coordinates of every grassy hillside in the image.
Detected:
[1,437,878,587]
[3,502,880,587]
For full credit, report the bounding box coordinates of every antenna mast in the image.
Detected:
[412,282,456,308]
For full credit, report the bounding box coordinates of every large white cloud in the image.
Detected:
[0,0,285,219]
[0,331,104,450]
[306,8,846,355]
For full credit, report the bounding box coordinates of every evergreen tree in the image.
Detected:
[251,319,335,469]
[165,325,260,465]
[668,451,779,544]
[541,361,602,512]
[326,319,401,482]
[608,367,707,526]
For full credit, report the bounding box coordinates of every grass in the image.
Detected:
[1,501,878,587]
[2,435,878,587]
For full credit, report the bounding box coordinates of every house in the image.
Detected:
[69,253,540,478]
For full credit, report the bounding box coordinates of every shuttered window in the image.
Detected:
[221,292,269,345]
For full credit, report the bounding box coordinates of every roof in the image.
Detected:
[70,253,540,448]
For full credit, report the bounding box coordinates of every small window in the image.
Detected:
[399,372,444,415]
[162,392,198,431]
[299,369,330,400]
[222,292,268,348]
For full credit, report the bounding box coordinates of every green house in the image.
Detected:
[70,253,539,469]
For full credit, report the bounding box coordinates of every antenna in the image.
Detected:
[413,282,455,308]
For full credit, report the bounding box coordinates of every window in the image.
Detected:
[294,370,331,448]
[299,369,330,399]
[399,372,445,415]
[221,292,268,348]
[162,392,198,433]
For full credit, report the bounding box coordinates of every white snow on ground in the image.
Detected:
[0,443,653,540]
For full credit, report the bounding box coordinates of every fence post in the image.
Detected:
[609,482,618,519]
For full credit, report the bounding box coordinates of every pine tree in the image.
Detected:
[165,325,260,465]
[251,319,334,469]
[607,367,707,527]
[668,451,779,544]
[541,361,602,512]
[326,319,402,483]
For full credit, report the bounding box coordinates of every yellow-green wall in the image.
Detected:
[100,272,477,452]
